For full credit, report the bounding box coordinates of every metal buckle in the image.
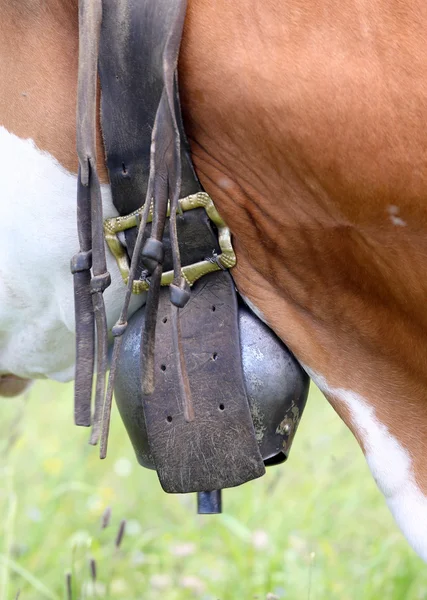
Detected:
[103,192,236,293]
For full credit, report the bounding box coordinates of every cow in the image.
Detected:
[1,0,427,561]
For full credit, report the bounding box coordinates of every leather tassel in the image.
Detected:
[88,165,111,444]
[141,264,163,396]
[170,304,194,422]
[90,289,109,445]
[99,333,122,459]
[72,171,95,427]
[72,260,95,426]
[99,171,155,457]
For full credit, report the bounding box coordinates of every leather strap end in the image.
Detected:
[73,269,95,427]
[90,290,110,444]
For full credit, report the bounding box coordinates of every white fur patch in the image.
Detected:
[306,366,427,562]
[0,126,142,381]
[387,205,407,227]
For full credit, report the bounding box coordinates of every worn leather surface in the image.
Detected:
[99,0,199,214]
[144,272,265,493]
[97,0,265,492]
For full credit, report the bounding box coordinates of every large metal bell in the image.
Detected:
[114,300,309,482]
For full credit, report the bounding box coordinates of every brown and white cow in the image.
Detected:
[1,0,427,560]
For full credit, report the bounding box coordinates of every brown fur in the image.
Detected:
[0,0,106,182]
[180,0,427,492]
[2,0,427,498]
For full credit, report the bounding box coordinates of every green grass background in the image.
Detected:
[1,382,426,600]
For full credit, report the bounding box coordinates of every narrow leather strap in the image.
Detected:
[142,272,266,493]
[71,176,94,426]
[74,0,111,435]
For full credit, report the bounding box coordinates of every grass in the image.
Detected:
[1,381,426,600]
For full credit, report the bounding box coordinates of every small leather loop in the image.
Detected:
[170,281,191,308]
[90,272,112,293]
[112,322,128,337]
[141,238,164,273]
[71,250,93,274]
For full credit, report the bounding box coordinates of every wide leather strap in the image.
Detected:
[142,272,266,493]
[98,0,265,492]
[99,0,199,214]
